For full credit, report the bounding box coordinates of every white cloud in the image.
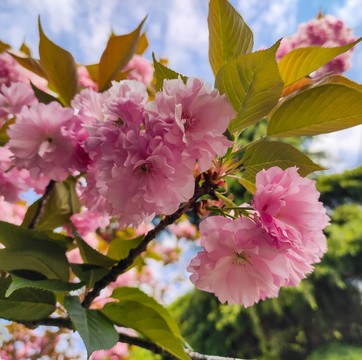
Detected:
[334,0,362,28]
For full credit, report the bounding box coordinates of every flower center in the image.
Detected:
[134,161,153,176]
[182,112,197,131]
[232,251,251,266]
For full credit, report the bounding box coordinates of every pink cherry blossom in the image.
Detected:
[145,77,235,172]
[276,14,356,77]
[8,101,90,181]
[70,209,110,237]
[252,166,330,250]
[0,82,37,119]
[0,196,27,225]
[123,54,154,86]
[188,216,288,307]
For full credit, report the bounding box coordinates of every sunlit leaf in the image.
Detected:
[215,41,283,133]
[136,32,149,55]
[107,235,144,260]
[20,41,32,56]
[0,277,55,321]
[237,177,256,194]
[65,296,119,358]
[38,18,79,105]
[22,177,81,230]
[84,64,98,83]
[242,141,325,182]
[208,0,253,76]
[102,287,190,360]
[152,53,187,91]
[9,52,47,78]
[268,84,362,137]
[98,18,146,91]
[278,38,361,87]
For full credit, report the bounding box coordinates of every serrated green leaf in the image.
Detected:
[316,74,362,91]
[0,277,55,321]
[6,274,83,297]
[20,41,31,56]
[98,18,146,91]
[152,53,188,91]
[73,229,117,268]
[215,41,283,133]
[136,32,149,55]
[22,177,81,230]
[38,18,78,105]
[102,289,190,360]
[70,263,110,288]
[208,0,253,76]
[30,81,61,105]
[242,141,325,182]
[65,296,119,358]
[107,235,144,260]
[267,84,362,137]
[278,38,361,87]
[0,221,70,281]
[8,52,47,78]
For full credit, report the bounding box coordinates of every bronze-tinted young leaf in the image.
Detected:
[65,296,119,358]
[268,84,362,137]
[152,53,188,91]
[30,82,60,104]
[98,18,146,91]
[22,177,81,230]
[84,64,98,83]
[215,41,283,133]
[208,0,254,76]
[9,52,47,78]
[0,40,11,52]
[20,41,32,56]
[242,141,325,182]
[38,18,79,105]
[0,277,55,321]
[136,32,149,55]
[278,38,361,87]
[102,288,190,360]
[0,117,15,146]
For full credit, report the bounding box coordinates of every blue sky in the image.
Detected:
[0,0,361,171]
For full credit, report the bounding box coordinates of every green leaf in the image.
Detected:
[102,287,190,360]
[278,38,361,87]
[208,0,254,76]
[152,53,188,91]
[0,221,70,281]
[242,141,325,182]
[237,177,256,194]
[73,229,117,268]
[0,277,55,321]
[64,296,119,358]
[20,41,32,56]
[30,82,61,104]
[38,18,79,105]
[136,32,149,55]
[6,274,83,297]
[98,18,146,91]
[8,52,47,78]
[70,263,110,288]
[267,84,362,137]
[215,41,283,133]
[22,177,81,230]
[107,235,144,260]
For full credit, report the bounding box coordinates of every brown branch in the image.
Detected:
[28,180,56,229]
[82,178,214,308]
[118,332,254,360]
[21,317,73,329]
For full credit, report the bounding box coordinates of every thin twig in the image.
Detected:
[82,178,214,308]
[28,180,56,229]
[21,317,72,329]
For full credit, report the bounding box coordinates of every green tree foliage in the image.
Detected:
[170,166,362,360]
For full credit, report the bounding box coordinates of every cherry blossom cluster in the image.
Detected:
[188,167,330,307]
[276,14,357,77]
